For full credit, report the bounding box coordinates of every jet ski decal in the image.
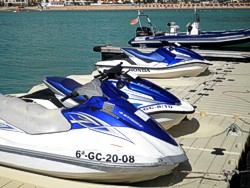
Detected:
[134,110,150,122]
[67,112,134,143]
[129,68,151,72]
[102,102,115,113]
[100,102,118,118]
[0,119,23,132]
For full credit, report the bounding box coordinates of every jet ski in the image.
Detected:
[98,64,195,129]
[21,64,194,129]
[0,90,187,183]
[95,46,211,78]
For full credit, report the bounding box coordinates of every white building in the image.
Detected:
[3,0,29,7]
[64,0,88,5]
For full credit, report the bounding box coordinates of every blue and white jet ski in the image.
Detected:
[22,64,194,129]
[0,90,187,183]
[95,46,211,78]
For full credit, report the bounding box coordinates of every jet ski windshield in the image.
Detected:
[75,79,103,99]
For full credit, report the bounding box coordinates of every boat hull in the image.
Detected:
[96,61,210,79]
[129,29,250,48]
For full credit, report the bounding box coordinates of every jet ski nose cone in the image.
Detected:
[158,152,188,166]
[127,128,187,165]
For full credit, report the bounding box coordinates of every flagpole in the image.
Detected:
[138,10,142,29]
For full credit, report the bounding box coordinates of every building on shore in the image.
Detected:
[1,0,250,8]
[1,0,29,7]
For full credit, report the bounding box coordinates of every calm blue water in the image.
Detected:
[1,9,250,94]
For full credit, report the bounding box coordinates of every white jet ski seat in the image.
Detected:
[0,94,71,134]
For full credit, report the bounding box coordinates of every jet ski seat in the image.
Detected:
[0,94,71,134]
[122,48,165,62]
[44,77,103,101]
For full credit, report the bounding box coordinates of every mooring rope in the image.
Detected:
[175,169,250,182]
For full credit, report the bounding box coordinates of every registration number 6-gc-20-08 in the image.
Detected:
[75,150,135,163]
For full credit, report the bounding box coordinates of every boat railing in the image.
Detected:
[137,10,156,36]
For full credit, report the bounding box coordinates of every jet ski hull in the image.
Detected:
[0,126,186,183]
[138,100,194,129]
[95,61,210,79]
[149,112,187,130]
[0,145,182,183]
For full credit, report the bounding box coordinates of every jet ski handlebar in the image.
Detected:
[94,62,123,80]
[60,63,125,102]
[60,63,125,103]
[61,90,79,102]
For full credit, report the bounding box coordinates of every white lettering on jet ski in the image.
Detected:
[129,68,150,72]
[141,104,173,111]
[118,111,145,127]
[75,150,135,163]
[134,82,161,94]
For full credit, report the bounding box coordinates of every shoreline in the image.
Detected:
[1,3,250,11]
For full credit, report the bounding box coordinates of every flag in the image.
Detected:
[130,17,139,25]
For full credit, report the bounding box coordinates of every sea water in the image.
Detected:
[0,9,250,94]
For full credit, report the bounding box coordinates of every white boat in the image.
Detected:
[95,47,211,79]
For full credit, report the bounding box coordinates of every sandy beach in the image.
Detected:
[1,3,250,11]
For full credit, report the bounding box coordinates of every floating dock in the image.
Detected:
[1,49,250,188]
[93,45,250,62]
